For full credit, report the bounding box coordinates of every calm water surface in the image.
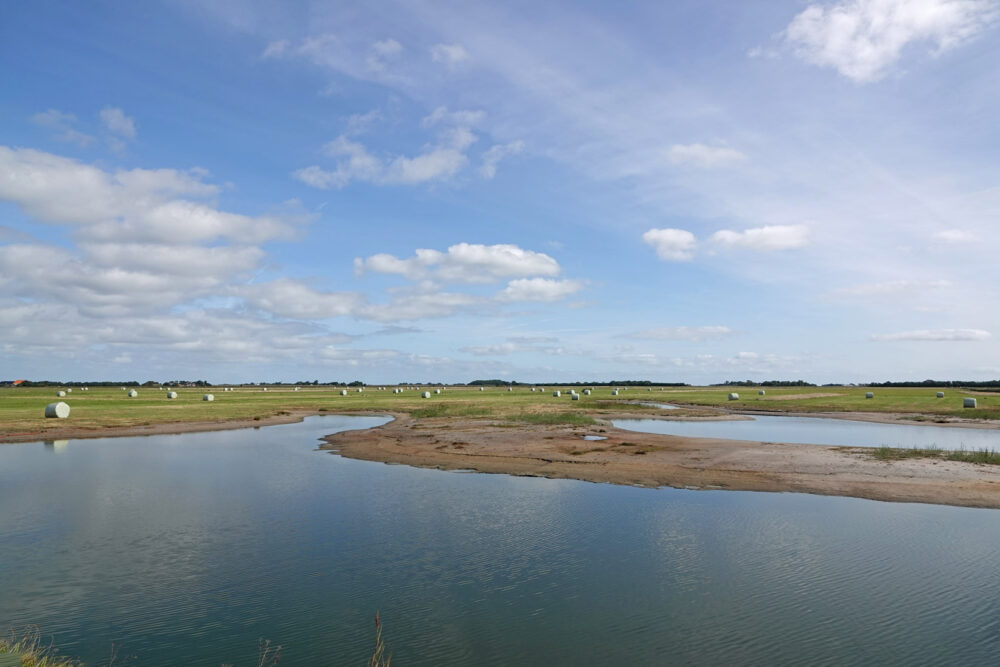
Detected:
[3,415,1000,665]
[615,411,1000,450]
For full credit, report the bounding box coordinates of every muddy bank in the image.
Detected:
[322,414,1000,509]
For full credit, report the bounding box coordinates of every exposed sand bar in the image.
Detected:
[322,413,1000,509]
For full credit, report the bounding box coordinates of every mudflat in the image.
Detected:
[323,412,1000,509]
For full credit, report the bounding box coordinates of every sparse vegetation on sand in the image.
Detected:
[871,446,1000,465]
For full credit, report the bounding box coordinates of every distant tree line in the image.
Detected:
[866,380,1000,388]
[714,380,816,387]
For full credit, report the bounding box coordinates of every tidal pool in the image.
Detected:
[3,415,1000,665]
[614,412,1000,450]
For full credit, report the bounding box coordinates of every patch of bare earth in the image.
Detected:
[322,414,1000,509]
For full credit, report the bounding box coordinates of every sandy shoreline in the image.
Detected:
[322,412,1000,509]
[5,407,1000,509]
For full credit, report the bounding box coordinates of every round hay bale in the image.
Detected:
[66,388,72,393]
[294,387,300,391]
[422,391,431,399]
[128,389,138,398]
[758,390,765,396]
[571,393,580,401]
[480,387,485,391]
[611,390,619,396]
[434,389,442,394]
[167,391,178,399]
[508,387,513,392]
[340,390,348,396]
[583,389,591,395]
[964,397,977,408]
[728,393,739,401]
[203,394,214,402]
[357,388,363,393]
[45,402,70,419]
[936,392,945,398]
[262,387,268,392]
[56,390,66,397]
[865,392,874,399]
[553,390,561,397]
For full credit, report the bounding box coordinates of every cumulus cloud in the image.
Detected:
[355,243,561,284]
[630,326,735,341]
[430,42,470,66]
[0,147,294,243]
[870,328,991,341]
[99,106,137,139]
[667,143,747,168]
[496,278,583,302]
[642,228,697,261]
[785,0,999,82]
[710,225,809,251]
[239,278,362,319]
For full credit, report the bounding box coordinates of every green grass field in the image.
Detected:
[0,384,996,440]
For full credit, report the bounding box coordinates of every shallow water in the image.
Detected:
[614,412,1000,450]
[3,416,1000,665]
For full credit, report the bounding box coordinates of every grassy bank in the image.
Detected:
[1,384,997,441]
[871,446,1000,465]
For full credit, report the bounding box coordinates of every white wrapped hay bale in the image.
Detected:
[340,390,348,396]
[203,394,214,402]
[128,389,138,398]
[611,390,619,396]
[56,391,66,397]
[167,391,178,399]
[66,388,72,393]
[758,390,765,396]
[553,390,561,397]
[583,389,591,395]
[422,391,431,398]
[45,402,70,418]
[294,387,300,391]
[434,389,442,394]
[865,392,874,399]
[964,398,977,408]
[728,393,739,401]
[936,392,945,398]
[571,393,580,401]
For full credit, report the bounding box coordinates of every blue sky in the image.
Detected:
[2,0,999,384]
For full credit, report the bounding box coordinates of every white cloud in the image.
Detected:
[642,228,697,261]
[360,291,481,322]
[99,107,136,139]
[461,342,520,356]
[294,130,472,188]
[0,147,293,244]
[667,143,747,169]
[355,243,561,284]
[261,39,289,59]
[710,225,810,251]
[367,38,402,72]
[480,140,525,178]
[240,278,362,319]
[30,109,95,147]
[495,278,582,302]
[785,0,999,83]
[871,328,992,341]
[832,279,952,298]
[421,106,485,127]
[430,43,470,66]
[630,326,735,341]
[933,228,976,243]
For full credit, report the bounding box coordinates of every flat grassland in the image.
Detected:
[1,384,996,441]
